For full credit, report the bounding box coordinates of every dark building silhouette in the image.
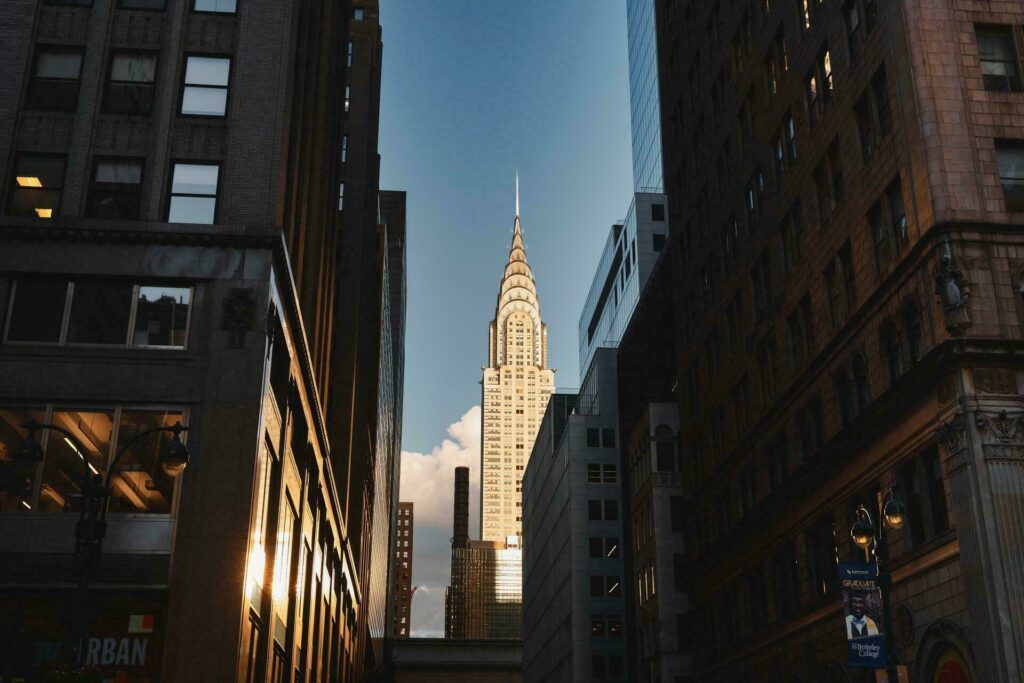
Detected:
[0,0,403,680]
[614,0,1024,680]
[391,502,414,638]
[453,466,470,550]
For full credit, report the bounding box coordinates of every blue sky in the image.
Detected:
[378,0,634,636]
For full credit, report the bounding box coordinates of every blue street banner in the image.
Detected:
[839,563,887,669]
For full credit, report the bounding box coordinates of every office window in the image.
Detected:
[589,537,604,558]
[67,281,134,344]
[586,427,600,448]
[88,158,143,219]
[38,409,115,512]
[194,0,237,13]
[587,464,603,484]
[5,279,69,343]
[132,286,192,347]
[903,299,924,364]
[835,368,854,426]
[9,154,66,219]
[845,0,862,60]
[181,56,230,116]
[780,201,803,274]
[604,499,618,521]
[873,66,893,134]
[855,95,876,162]
[977,25,1022,92]
[601,428,615,448]
[996,141,1024,211]
[785,112,797,160]
[353,7,364,20]
[807,517,837,597]
[106,52,157,113]
[108,409,184,513]
[652,203,665,221]
[852,352,871,412]
[880,319,903,383]
[653,233,666,251]
[591,615,606,637]
[347,41,354,68]
[26,47,83,111]
[898,447,950,549]
[168,163,218,223]
[588,499,603,521]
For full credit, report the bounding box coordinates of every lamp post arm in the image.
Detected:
[101,423,188,518]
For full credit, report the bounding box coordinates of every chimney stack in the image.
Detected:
[452,466,469,549]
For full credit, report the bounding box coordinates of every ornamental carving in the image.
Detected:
[223,288,256,349]
[973,368,1017,395]
[975,410,1024,445]
[934,254,971,336]
[937,414,966,457]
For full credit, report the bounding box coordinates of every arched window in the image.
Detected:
[932,647,973,682]
[852,353,870,412]
[903,298,924,364]
[835,368,854,426]
[880,319,903,383]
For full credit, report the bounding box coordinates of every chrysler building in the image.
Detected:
[480,177,555,544]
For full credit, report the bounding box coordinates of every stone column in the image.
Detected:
[937,368,1024,682]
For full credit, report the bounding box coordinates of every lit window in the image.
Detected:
[168,163,219,224]
[181,56,230,116]
[9,154,66,219]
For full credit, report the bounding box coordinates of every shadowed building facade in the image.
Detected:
[616,0,1024,680]
[0,0,403,680]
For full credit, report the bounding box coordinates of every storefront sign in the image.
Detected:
[839,562,887,669]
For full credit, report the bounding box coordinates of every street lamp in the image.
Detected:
[850,484,907,683]
[9,420,189,667]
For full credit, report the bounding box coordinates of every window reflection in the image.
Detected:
[6,279,68,342]
[67,281,133,344]
[108,409,183,513]
[38,410,114,512]
[0,407,47,511]
[133,286,191,347]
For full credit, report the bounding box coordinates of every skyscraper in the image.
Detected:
[480,178,555,544]
[627,0,664,193]
[391,502,414,638]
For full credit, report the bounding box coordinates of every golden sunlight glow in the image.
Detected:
[16,176,42,187]
[247,541,266,586]
[35,208,53,218]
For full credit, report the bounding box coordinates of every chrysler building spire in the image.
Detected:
[480,179,555,544]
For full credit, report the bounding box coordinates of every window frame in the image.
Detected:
[87,157,145,220]
[167,160,221,224]
[192,0,238,14]
[25,46,84,113]
[179,53,232,118]
[3,278,194,350]
[104,50,160,114]
[7,152,68,219]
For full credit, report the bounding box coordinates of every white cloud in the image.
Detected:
[399,405,481,637]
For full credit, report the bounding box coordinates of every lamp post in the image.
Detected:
[850,485,908,683]
[11,420,189,668]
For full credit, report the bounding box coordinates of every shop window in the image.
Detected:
[26,47,83,111]
[0,407,47,511]
[8,154,66,219]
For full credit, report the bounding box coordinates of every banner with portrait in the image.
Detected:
[839,562,887,669]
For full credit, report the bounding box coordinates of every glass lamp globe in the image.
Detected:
[850,515,875,550]
[159,428,190,478]
[883,497,908,530]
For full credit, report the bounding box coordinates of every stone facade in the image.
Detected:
[619,0,1024,680]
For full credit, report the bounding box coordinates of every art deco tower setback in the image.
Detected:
[481,179,555,544]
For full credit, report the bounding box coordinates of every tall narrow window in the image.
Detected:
[88,158,144,219]
[181,56,230,116]
[9,154,66,219]
[347,41,354,68]
[106,52,158,113]
[872,66,893,135]
[785,112,797,160]
[996,141,1024,212]
[881,319,903,383]
[976,25,1022,92]
[855,94,877,161]
[903,299,923,364]
[845,0,862,60]
[168,163,219,224]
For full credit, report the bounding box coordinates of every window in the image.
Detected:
[26,47,83,112]
[119,0,166,11]
[898,447,950,548]
[105,52,157,113]
[996,141,1024,211]
[194,0,237,11]
[652,203,665,221]
[589,499,619,521]
[835,368,854,426]
[5,278,192,347]
[589,537,619,559]
[903,299,924,364]
[752,249,772,320]
[601,428,615,448]
[739,464,757,517]
[586,428,600,448]
[766,434,788,491]
[806,71,820,125]
[590,575,620,597]
[671,496,685,532]
[852,353,871,412]
[604,499,618,521]
[8,154,66,219]
[977,25,1022,92]
[591,615,606,636]
[353,7,364,20]
[181,55,230,116]
[587,464,617,484]
[845,0,862,60]
[168,162,219,223]
[807,517,837,597]
[656,435,675,472]
[347,41,354,68]
[873,66,893,135]
[592,655,607,678]
[653,233,666,252]
[855,95,876,162]
[344,84,351,112]
[772,543,799,620]
[824,242,855,326]
[785,112,797,160]
[88,158,143,219]
[880,319,903,383]
[780,201,803,274]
